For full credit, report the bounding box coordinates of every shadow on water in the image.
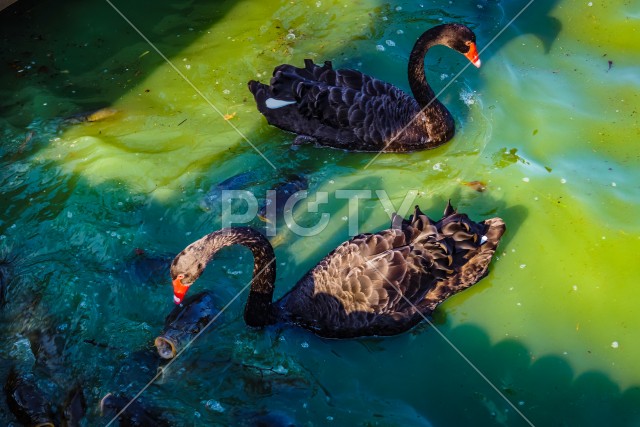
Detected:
[0,0,237,125]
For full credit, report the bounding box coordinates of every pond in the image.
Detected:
[1,0,639,425]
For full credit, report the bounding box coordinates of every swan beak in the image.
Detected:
[172,277,190,305]
[465,43,481,68]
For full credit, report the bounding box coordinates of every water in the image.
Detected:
[1,0,639,425]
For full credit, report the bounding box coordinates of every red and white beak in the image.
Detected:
[172,276,191,305]
[464,42,481,68]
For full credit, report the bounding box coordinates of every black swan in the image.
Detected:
[170,202,505,338]
[248,23,481,153]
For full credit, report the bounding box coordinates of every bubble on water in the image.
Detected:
[587,2,593,6]
[385,40,396,47]
[204,399,225,412]
[522,177,530,183]
[341,216,348,221]
[560,178,567,184]
[395,6,402,11]
[316,1,322,6]
[396,29,404,35]
[432,162,444,171]
[520,264,526,269]
[376,45,385,52]
[223,89,230,95]
[459,89,477,106]
[67,211,73,218]
[185,64,191,70]
[611,341,619,349]
[301,341,309,348]
[286,31,296,40]
[611,182,617,187]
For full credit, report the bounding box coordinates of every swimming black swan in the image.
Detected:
[170,202,504,338]
[248,24,481,153]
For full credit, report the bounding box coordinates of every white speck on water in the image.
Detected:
[560,178,567,184]
[517,302,522,306]
[395,6,402,11]
[385,40,396,47]
[520,264,526,269]
[67,211,73,218]
[509,287,514,291]
[477,4,483,9]
[43,102,48,106]
[396,29,404,35]
[572,285,578,291]
[185,64,191,70]
[611,341,619,349]
[382,16,388,21]
[341,216,348,221]
[327,416,334,421]
[186,231,192,236]
[222,89,230,95]
[534,196,539,201]
[440,73,449,80]
[286,31,296,40]
[329,179,335,184]
[194,411,201,418]
[316,1,322,6]
[522,177,530,182]
[301,341,309,348]
[611,182,617,187]
[519,401,525,406]
[376,45,385,51]
[588,1,593,6]
[433,162,444,171]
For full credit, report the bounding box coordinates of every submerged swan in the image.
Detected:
[248,24,481,152]
[170,203,505,338]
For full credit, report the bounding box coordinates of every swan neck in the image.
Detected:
[408,28,443,109]
[208,228,277,327]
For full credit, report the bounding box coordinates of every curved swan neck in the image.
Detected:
[196,227,277,327]
[408,26,448,110]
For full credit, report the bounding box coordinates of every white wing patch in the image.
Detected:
[265,98,296,109]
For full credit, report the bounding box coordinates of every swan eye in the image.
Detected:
[177,274,185,280]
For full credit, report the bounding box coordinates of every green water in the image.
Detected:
[1,0,639,425]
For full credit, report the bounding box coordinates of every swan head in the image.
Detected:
[440,24,481,68]
[170,245,206,304]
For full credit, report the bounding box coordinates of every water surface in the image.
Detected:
[1,0,639,425]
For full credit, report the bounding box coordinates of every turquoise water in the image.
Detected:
[1,0,639,425]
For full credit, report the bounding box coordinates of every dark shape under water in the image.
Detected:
[4,368,55,427]
[62,384,86,427]
[154,291,220,359]
[170,202,506,338]
[100,393,170,427]
[200,170,258,212]
[248,24,481,152]
[122,249,172,286]
[27,328,66,374]
[257,173,308,222]
[0,258,11,307]
[241,409,298,427]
